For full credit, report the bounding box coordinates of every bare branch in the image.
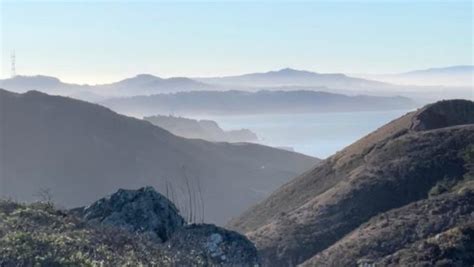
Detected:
[34,187,54,208]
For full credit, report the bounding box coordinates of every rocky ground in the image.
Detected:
[71,187,186,243]
[0,187,260,266]
[0,200,170,266]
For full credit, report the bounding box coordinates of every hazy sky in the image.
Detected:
[1,0,472,84]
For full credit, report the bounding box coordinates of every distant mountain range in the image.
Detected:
[98,74,213,95]
[355,65,474,87]
[1,68,392,98]
[1,66,471,104]
[0,74,215,100]
[0,75,88,94]
[0,88,317,225]
[228,99,474,266]
[196,68,391,90]
[101,90,416,117]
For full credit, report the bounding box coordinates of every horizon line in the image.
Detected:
[1,64,472,85]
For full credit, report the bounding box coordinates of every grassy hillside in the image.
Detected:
[228,100,474,266]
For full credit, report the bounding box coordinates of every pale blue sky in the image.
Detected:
[1,0,472,83]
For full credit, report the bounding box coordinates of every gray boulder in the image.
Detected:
[72,187,261,266]
[166,224,260,266]
[73,186,185,242]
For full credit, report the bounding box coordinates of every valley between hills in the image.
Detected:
[1,87,473,266]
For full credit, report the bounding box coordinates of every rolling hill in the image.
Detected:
[197,68,391,90]
[0,74,215,100]
[98,74,214,95]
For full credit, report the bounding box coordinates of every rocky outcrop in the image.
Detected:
[1,197,259,266]
[73,187,260,266]
[228,99,474,266]
[167,224,260,266]
[411,99,474,131]
[72,187,185,242]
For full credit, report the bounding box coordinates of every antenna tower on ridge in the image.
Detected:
[11,51,16,78]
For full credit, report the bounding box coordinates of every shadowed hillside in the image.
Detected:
[0,89,317,225]
[228,99,474,266]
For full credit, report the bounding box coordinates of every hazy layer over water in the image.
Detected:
[193,110,411,158]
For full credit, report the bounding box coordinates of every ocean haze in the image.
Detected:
[196,109,412,158]
[2,66,469,160]
[100,90,415,117]
[354,65,474,87]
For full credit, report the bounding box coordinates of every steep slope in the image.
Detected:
[374,222,474,266]
[227,99,474,266]
[302,191,474,266]
[0,89,317,225]
[302,145,474,267]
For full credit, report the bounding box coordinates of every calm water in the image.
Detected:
[196,110,411,159]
